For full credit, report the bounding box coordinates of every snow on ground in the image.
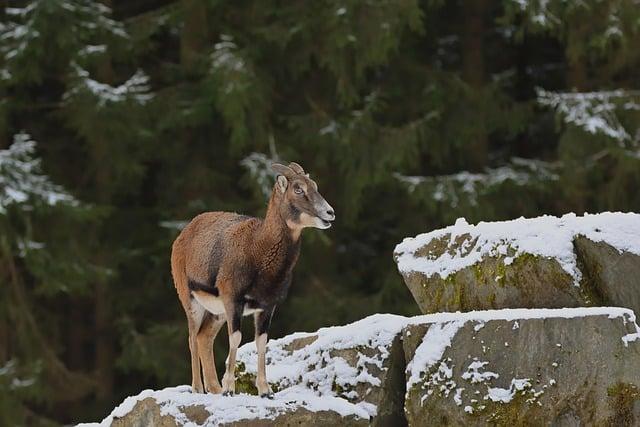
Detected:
[394,212,640,284]
[81,307,639,426]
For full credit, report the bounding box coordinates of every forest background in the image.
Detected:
[1,0,639,424]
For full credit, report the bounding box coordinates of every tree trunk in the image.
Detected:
[461,0,488,170]
[180,0,209,70]
[566,57,588,91]
[66,300,86,370]
[180,0,210,206]
[92,0,116,402]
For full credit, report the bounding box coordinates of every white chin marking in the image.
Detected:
[313,217,332,229]
[296,212,332,229]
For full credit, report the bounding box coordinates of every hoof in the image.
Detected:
[260,392,274,399]
[222,391,234,396]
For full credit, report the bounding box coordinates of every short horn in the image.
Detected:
[271,163,295,177]
[288,162,305,175]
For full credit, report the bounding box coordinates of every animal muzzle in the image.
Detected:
[314,199,335,229]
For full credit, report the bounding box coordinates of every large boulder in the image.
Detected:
[402,307,640,426]
[79,386,368,427]
[394,212,640,314]
[235,314,409,427]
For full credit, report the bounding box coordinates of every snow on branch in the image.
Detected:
[537,89,640,144]
[510,0,561,27]
[395,158,559,207]
[209,34,268,147]
[241,150,281,199]
[0,0,127,82]
[65,64,153,107]
[508,0,630,46]
[5,0,127,38]
[211,35,249,83]
[0,133,77,214]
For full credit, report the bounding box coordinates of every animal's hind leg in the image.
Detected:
[221,299,243,395]
[197,312,226,394]
[188,306,205,393]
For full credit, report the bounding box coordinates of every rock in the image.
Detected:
[110,398,366,427]
[90,386,368,427]
[402,307,640,426]
[394,213,640,314]
[235,314,409,427]
[110,397,203,427]
[397,240,585,314]
[82,308,640,427]
[575,235,640,316]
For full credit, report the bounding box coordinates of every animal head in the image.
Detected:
[271,162,335,230]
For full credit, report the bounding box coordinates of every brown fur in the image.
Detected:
[171,162,334,395]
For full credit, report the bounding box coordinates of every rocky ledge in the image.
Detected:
[80,307,640,426]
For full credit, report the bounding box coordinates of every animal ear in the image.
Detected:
[272,163,295,178]
[288,162,305,175]
[277,175,288,193]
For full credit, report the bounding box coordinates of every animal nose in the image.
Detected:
[326,209,335,219]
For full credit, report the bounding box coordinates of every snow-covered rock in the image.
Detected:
[394,212,640,314]
[80,308,640,426]
[80,315,410,427]
[235,314,408,426]
[78,386,368,427]
[402,307,640,426]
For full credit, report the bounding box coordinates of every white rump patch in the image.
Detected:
[192,291,263,316]
[192,291,225,315]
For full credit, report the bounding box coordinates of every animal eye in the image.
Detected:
[294,187,303,195]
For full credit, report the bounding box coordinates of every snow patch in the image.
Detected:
[407,321,464,387]
[461,360,499,384]
[486,378,531,403]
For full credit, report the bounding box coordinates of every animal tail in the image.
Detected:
[171,235,188,294]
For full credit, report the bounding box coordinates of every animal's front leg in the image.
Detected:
[222,298,243,395]
[254,308,275,397]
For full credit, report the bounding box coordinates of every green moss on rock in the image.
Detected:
[234,362,259,395]
[479,389,537,426]
[234,361,280,395]
[607,383,640,426]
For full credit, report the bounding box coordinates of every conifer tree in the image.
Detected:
[0,1,639,424]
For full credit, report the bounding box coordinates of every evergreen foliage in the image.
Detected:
[0,0,638,424]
